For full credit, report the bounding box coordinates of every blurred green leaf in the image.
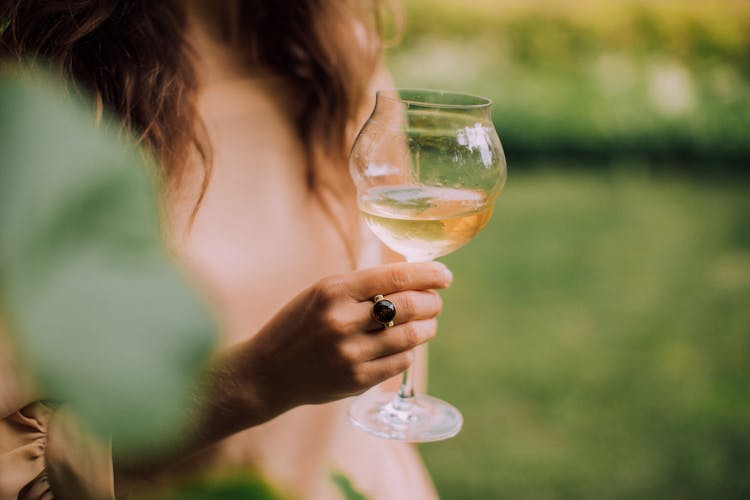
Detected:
[331,472,369,500]
[0,72,217,457]
[144,473,282,500]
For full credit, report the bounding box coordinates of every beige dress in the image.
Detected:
[0,335,114,500]
[0,25,436,500]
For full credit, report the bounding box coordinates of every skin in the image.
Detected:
[0,3,445,498]
[201,262,451,441]
[115,3,445,494]
[116,261,451,477]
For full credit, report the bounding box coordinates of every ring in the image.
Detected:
[372,294,396,328]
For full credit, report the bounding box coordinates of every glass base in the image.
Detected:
[348,389,463,442]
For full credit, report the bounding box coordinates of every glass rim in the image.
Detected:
[376,88,492,109]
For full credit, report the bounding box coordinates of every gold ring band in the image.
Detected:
[372,294,397,328]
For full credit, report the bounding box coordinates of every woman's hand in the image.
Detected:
[228,261,452,423]
[116,262,452,479]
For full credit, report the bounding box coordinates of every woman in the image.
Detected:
[0,1,446,498]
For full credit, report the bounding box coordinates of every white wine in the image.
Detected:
[360,185,493,262]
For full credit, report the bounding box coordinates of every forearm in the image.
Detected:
[113,261,451,489]
[112,338,287,487]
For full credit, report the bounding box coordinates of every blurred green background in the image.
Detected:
[387,1,750,498]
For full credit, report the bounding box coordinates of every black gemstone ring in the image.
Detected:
[372,294,396,328]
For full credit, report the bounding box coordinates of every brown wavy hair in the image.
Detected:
[0,0,388,260]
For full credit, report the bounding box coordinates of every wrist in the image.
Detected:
[204,341,289,435]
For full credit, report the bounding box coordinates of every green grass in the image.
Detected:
[389,6,750,493]
[421,166,750,499]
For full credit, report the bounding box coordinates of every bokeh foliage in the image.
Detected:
[388,1,750,498]
[0,73,217,457]
[389,0,750,166]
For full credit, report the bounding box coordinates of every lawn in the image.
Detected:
[420,166,750,499]
[387,3,750,496]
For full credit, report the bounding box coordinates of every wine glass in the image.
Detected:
[348,88,507,442]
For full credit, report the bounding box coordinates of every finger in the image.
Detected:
[358,349,415,386]
[345,262,452,302]
[349,290,442,331]
[357,318,438,360]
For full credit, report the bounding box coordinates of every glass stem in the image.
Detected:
[391,365,415,412]
[393,256,430,409]
[398,366,415,400]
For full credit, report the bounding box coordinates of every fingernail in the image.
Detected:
[443,266,453,284]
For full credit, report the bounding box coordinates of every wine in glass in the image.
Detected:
[349,88,507,442]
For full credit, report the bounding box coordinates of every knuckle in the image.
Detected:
[393,351,414,373]
[389,267,410,291]
[314,276,343,304]
[402,322,420,347]
[338,340,361,363]
[399,293,417,317]
[324,309,350,335]
[352,365,371,388]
